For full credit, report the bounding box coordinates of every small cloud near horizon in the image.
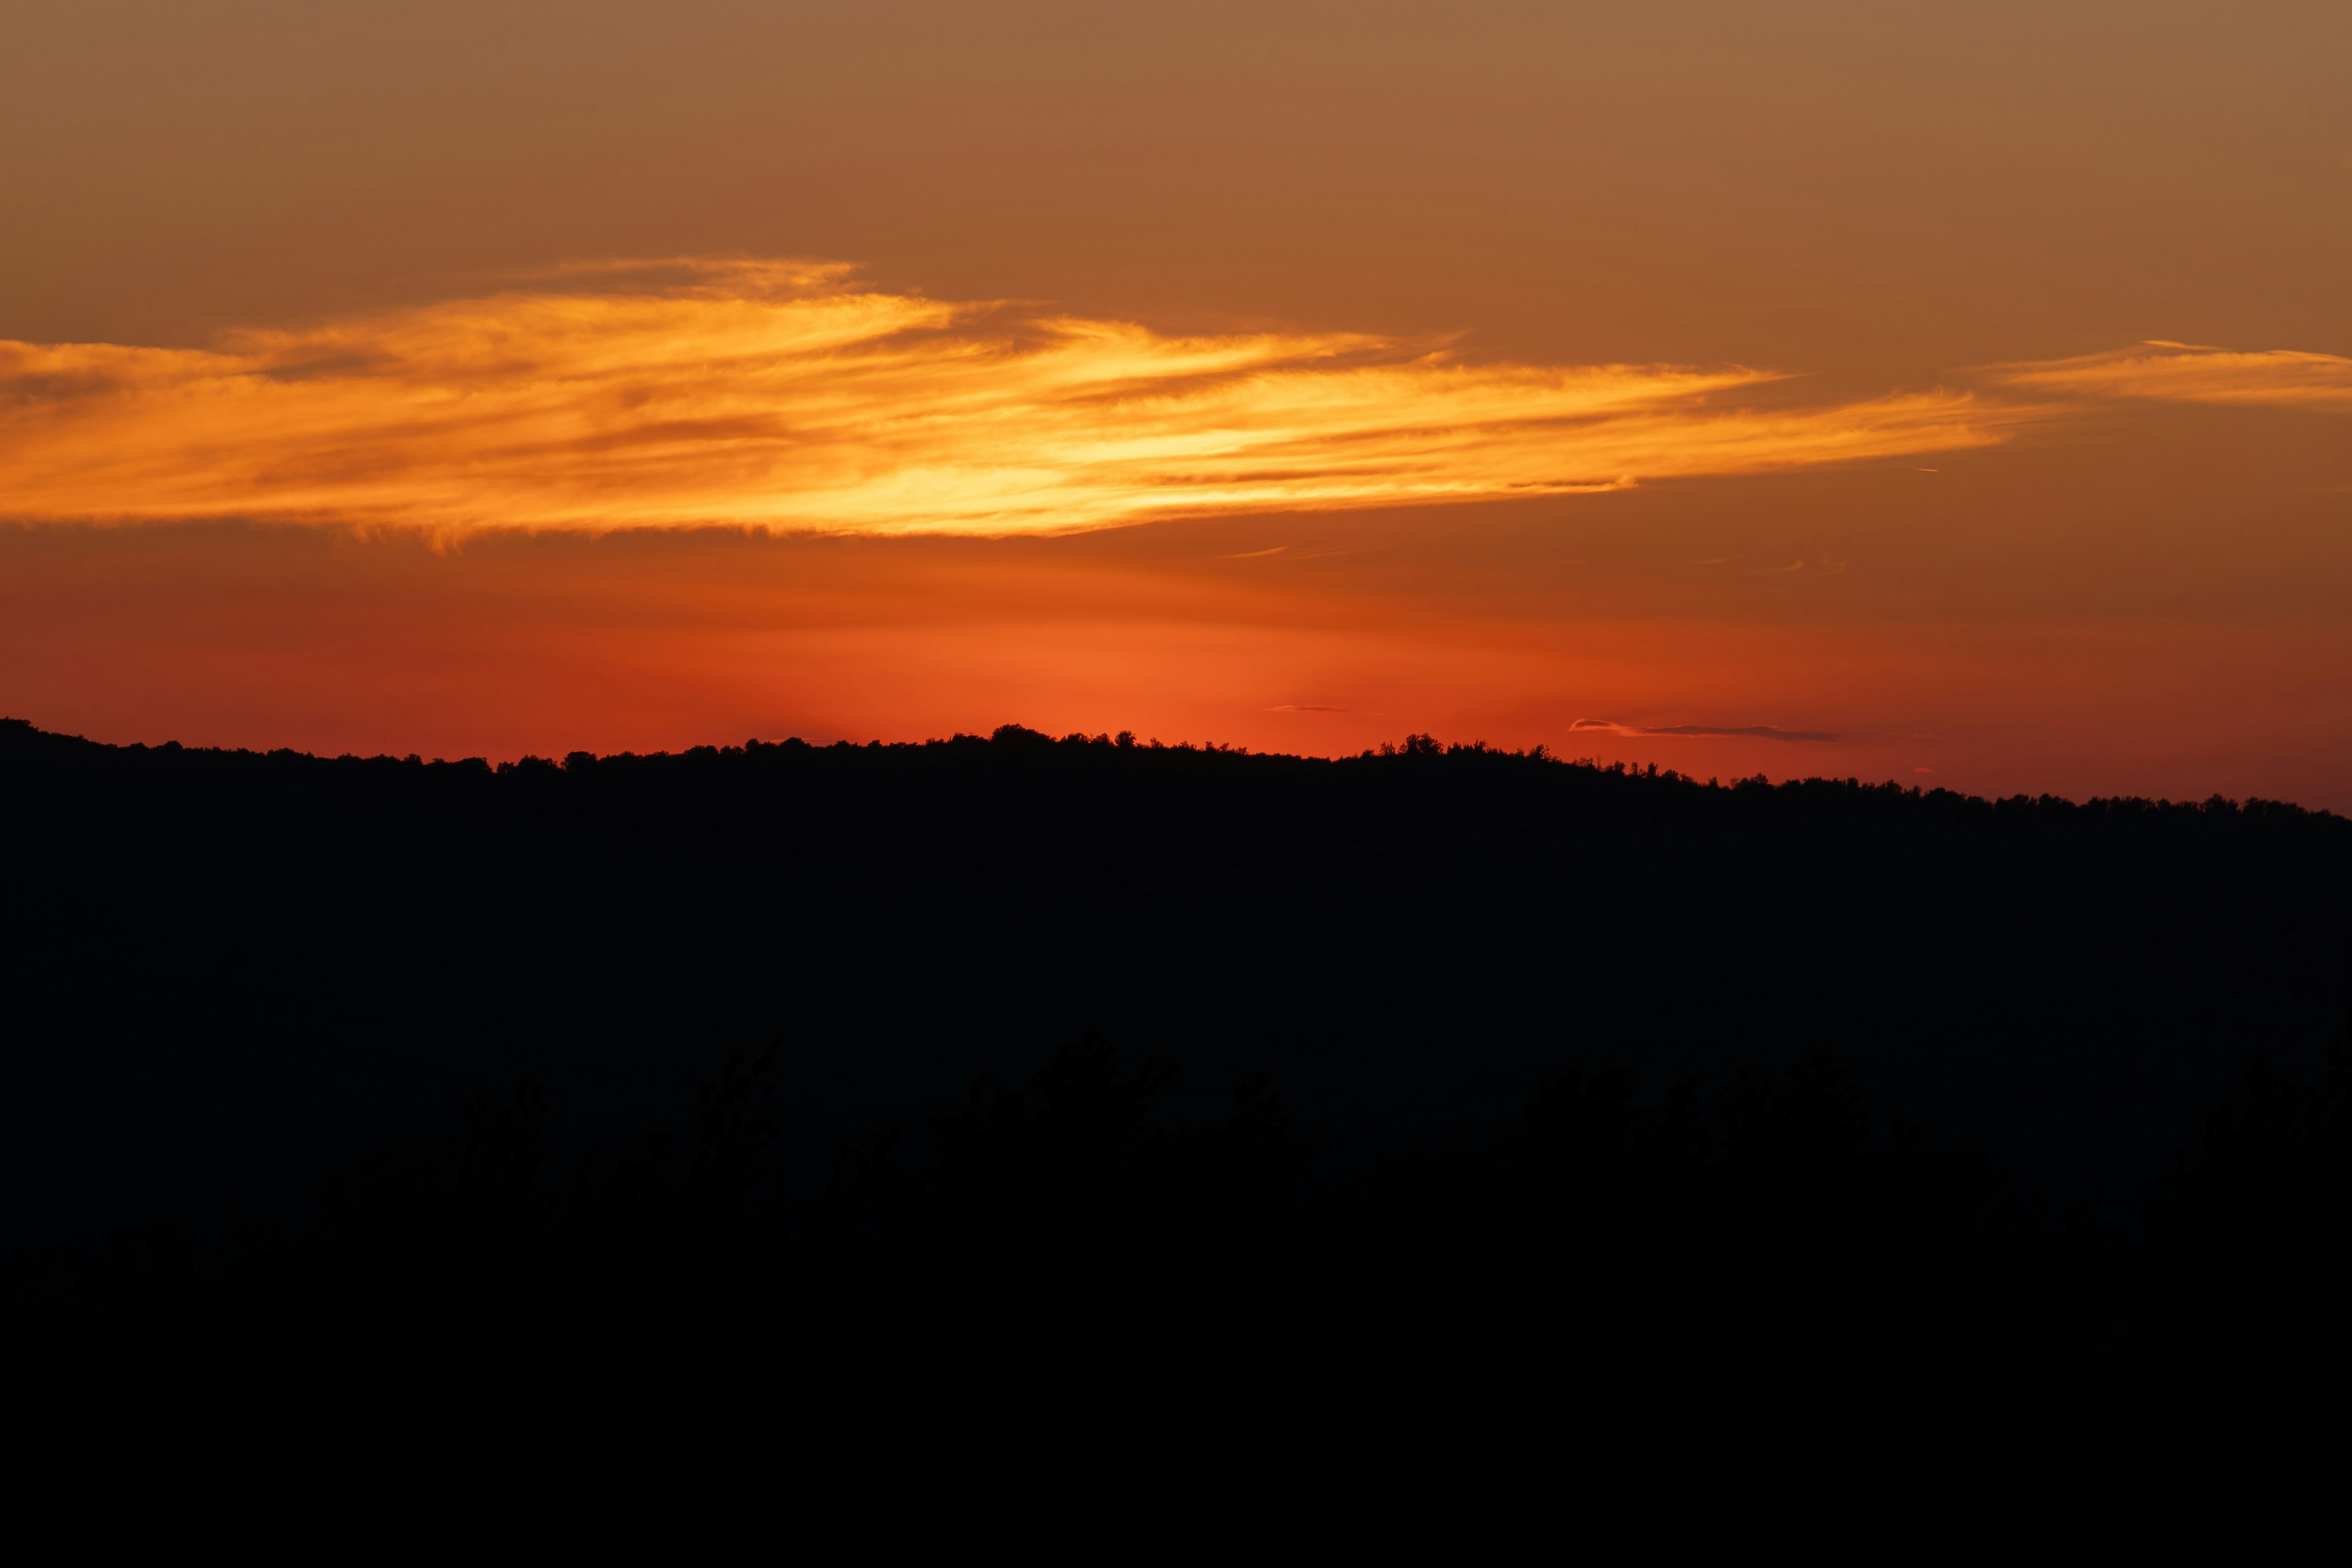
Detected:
[1570,718,1843,743]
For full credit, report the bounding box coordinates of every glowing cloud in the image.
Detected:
[1988,342,2352,412]
[0,260,2018,536]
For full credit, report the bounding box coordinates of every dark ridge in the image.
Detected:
[4,717,2350,1450]
[5,714,2346,1216]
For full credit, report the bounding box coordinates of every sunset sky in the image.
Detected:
[6,1,2349,802]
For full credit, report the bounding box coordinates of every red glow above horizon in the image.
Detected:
[3,4,2348,806]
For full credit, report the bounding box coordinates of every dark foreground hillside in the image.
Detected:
[4,717,2351,1449]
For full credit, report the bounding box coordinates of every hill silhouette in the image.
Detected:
[4,718,2350,1445]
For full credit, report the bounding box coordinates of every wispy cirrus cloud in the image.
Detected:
[1570,718,1842,742]
[1986,341,2352,411]
[0,258,2019,537]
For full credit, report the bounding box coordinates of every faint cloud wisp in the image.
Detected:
[1987,341,2352,411]
[1570,718,1844,742]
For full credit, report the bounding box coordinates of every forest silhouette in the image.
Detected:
[4,717,2350,1446]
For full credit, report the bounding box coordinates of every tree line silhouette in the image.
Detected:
[3,717,2349,1446]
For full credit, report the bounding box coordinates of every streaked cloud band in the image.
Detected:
[0,260,2017,537]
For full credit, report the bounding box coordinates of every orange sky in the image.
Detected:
[4,2,2348,804]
